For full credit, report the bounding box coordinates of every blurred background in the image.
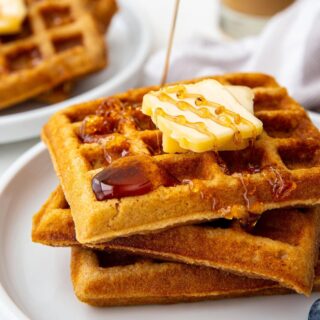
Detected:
[128,0,294,51]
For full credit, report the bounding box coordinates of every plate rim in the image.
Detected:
[0,142,45,320]
[0,111,319,320]
[0,1,151,143]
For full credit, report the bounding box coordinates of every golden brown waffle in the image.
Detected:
[32,186,320,295]
[0,0,110,110]
[71,247,320,306]
[83,0,118,33]
[42,73,320,244]
[33,0,118,104]
[35,82,74,104]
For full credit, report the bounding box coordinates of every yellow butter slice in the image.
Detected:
[0,0,27,34]
[142,79,263,153]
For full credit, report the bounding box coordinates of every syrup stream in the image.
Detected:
[160,0,180,86]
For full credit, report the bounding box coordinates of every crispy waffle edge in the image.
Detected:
[70,248,320,307]
[32,186,320,295]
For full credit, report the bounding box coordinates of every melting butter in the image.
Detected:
[0,0,27,34]
[142,79,263,153]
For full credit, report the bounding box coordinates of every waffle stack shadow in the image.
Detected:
[33,73,320,306]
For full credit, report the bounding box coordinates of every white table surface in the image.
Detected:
[0,0,318,178]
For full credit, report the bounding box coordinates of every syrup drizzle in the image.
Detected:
[264,166,297,200]
[181,179,220,212]
[161,0,180,85]
[168,84,256,134]
[155,108,217,144]
[236,172,259,210]
[156,86,257,147]
[238,174,250,209]
[104,144,130,165]
[167,85,255,138]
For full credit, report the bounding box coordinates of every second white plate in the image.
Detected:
[0,1,151,144]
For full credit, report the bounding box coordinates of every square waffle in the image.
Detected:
[42,73,320,244]
[34,0,118,104]
[0,0,110,110]
[32,186,320,295]
[70,247,320,306]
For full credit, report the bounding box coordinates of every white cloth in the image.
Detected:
[144,0,320,109]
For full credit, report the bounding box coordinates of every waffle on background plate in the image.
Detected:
[0,0,117,110]
[35,0,118,104]
[32,186,320,295]
[42,73,320,244]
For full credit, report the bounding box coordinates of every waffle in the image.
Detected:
[0,0,111,110]
[71,247,320,306]
[42,73,320,244]
[32,186,320,295]
[83,0,118,33]
[35,82,74,104]
[33,0,118,104]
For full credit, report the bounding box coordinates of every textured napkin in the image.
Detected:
[144,0,320,109]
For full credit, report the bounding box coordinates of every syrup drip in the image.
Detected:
[211,198,219,211]
[131,108,157,131]
[237,174,258,209]
[80,113,120,143]
[181,179,220,212]
[219,206,232,216]
[146,132,163,155]
[104,145,130,165]
[92,165,153,200]
[79,99,149,143]
[160,0,180,85]
[238,174,250,209]
[182,179,194,191]
[264,166,297,200]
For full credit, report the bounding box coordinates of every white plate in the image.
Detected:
[0,112,319,320]
[0,2,151,144]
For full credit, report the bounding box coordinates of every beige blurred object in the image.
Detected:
[220,0,295,38]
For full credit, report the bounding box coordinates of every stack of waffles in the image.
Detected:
[32,73,320,306]
[0,0,118,110]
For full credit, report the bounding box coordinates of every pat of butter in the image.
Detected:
[0,0,27,34]
[142,79,263,153]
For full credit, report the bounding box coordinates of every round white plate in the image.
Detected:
[0,112,319,320]
[0,1,151,144]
